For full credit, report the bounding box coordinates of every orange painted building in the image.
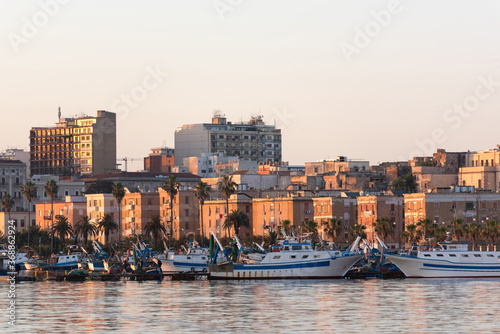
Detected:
[122,191,160,236]
[313,196,357,244]
[159,189,200,239]
[36,195,87,231]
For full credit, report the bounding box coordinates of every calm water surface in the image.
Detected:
[2,278,500,333]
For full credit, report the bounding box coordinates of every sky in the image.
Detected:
[1,0,500,171]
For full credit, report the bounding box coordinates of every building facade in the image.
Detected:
[36,195,87,232]
[29,110,116,176]
[159,189,200,240]
[459,146,500,192]
[0,160,27,212]
[122,191,160,236]
[144,147,175,173]
[174,114,282,165]
[313,196,357,244]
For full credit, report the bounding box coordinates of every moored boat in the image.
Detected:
[209,232,363,280]
[385,242,500,278]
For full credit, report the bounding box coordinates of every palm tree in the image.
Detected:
[281,219,292,236]
[74,215,98,246]
[21,181,37,249]
[1,193,14,221]
[218,175,237,237]
[112,182,125,242]
[450,218,464,242]
[194,181,211,245]
[162,175,180,244]
[97,213,119,245]
[417,218,434,241]
[434,226,448,242]
[322,218,343,242]
[484,219,499,248]
[463,222,482,251]
[374,216,395,242]
[143,215,166,250]
[52,215,73,248]
[223,209,250,237]
[45,179,59,254]
[401,224,422,246]
[349,224,367,241]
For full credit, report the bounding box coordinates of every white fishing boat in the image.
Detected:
[159,244,226,272]
[385,242,500,278]
[209,232,363,280]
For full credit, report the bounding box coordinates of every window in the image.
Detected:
[290,255,296,259]
[302,255,309,259]
[21,219,25,227]
[449,254,457,257]
[185,222,189,229]
[291,245,302,251]
[424,254,431,257]
[474,254,481,257]
[273,255,281,259]
[461,254,469,257]
[185,196,189,204]
[436,254,444,257]
[487,254,494,257]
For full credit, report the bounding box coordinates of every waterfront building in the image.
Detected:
[158,189,200,240]
[122,190,160,236]
[313,196,357,245]
[201,193,253,239]
[404,191,500,226]
[357,195,404,248]
[459,146,500,191]
[86,193,120,243]
[35,195,87,232]
[29,109,116,176]
[0,149,30,178]
[174,113,282,165]
[0,159,27,211]
[143,147,175,173]
[0,211,35,234]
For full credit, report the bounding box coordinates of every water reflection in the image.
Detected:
[3,278,500,333]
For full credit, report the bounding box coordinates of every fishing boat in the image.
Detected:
[79,241,108,272]
[385,242,500,278]
[209,231,363,280]
[159,238,227,272]
[24,245,83,271]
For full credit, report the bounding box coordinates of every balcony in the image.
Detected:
[126,217,135,223]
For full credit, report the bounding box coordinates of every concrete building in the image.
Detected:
[323,171,388,192]
[144,147,175,173]
[29,109,116,176]
[201,170,288,191]
[184,153,238,178]
[252,196,314,236]
[215,158,259,177]
[0,149,30,178]
[0,160,27,212]
[305,157,369,177]
[404,192,500,226]
[174,113,282,165]
[86,193,120,243]
[36,195,87,232]
[412,166,458,193]
[357,195,404,248]
[31,175,86,210]
[0,211,35,234]
[313,196,357,244]
[122,190,160,237]
[159,189,200,240]
[201,193,253,239]
[459,146,500,192]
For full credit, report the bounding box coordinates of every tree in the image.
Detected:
[74,215,98,247]
[1,193,15,221]
[281,219,292,236]
[194,181,211,245]
[401,224,422,246]
[349,224,367,241]
[322,218,343,242]
[417,218,435,241]
[449,218,464,242]
[52,215,73,248]
[463,222,482,251]
[143,215,166,250]
[374,216,395,241]
[391,171,417,193]
[484,219,499,248]
[218,175,237,237]
[97,213,118,245]
[45,179,59,254]
[111,182,125,242]
[162,176,180,244]
[21,181,37,249]
[266,230,278,246]
[86,180,115,194]
[223,209,250,237]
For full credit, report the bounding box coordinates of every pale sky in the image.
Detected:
[1,1,500,171]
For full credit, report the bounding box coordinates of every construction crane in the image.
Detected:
[117,157,142,172]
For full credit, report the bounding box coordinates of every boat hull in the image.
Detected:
[159,259,209,272]
[209,255,363,280]
[385,254,500,278]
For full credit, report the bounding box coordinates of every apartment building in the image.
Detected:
[36,195,87,231]
[459,146,500,191]
[122,191,160,236]
[158,189,199,239]
[86,193,120,243]
[29,109,116,176]
[0,159,27,211]
[174,114,282,165]
[144,147,175,173]
[313,196,357,244]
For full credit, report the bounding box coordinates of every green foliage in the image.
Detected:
[223,209,250,236]
[374,216,395,241]
[97,213,118,245]
[323,218,343,241]
[348,224,367,241]
[86,180,115,194]
[391,171,417,193]
[143,215,167,250]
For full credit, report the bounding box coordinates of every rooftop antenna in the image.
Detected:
[58,106,61,120]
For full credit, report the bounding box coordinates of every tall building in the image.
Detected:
[459,146,500,191]
[0,159,27,212]
[174,113,282,165]
[29,109,116,176]
[144,147,175,173]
